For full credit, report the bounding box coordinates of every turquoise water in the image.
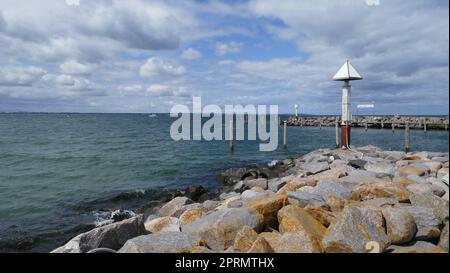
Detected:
[0,113,448,252]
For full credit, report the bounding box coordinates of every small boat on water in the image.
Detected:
[148,114,157,118]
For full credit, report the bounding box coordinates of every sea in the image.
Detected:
[0,113,448,252]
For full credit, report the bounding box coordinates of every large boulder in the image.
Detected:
[308,168,347,181]
[352,181,410,202]
[380,151,405,161]
[277,179,315,195]
[398,165,426,176]
[287,191,326,208]
[361,198,399,208]
[353,205,386,231]
[348,159,367,169]
[144,216,180,233]
[244,178,268,190]
[344,169,378,182]
[410,193,449,222]
[233,226,258,252]
[277,205,326,252]
[267,177,289,192]
[179,208,203,227]
[382,208,417,244]
[301,162,330,175]
[245,194,288,228]
[240,190,263,200]
[391,241,446,253]
[322,206,390,253]
[304,206,337,227]
[407,183,446,197]
[52,216,146,253]
[202,200,220,211]
[118,232,200,253]
[157,197,194,217]
[404,206,442,241]
[438,221,449,252]
[324,195,346,213]
[431,156,449,163]
[423,162,443,176]
[182,208,264,251]
[410,163,431,175]
[364,162,395,176]
[439,171,449,182]
[258,232,282,250]
[405,174,426,184]
[265,232,323,253]
[247,237,275,253]
[312,180,353,200]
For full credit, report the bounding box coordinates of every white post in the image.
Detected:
[405,122,411,153]
[341,80,351,147]
[342,81,351,124]
[283,121,287,149]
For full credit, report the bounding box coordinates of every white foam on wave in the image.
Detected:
[268,160,278,167]
[93,209,136,227]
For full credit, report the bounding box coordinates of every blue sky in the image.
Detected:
[0,0,448,114]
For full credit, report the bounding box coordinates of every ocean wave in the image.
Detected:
[93,209,136,227]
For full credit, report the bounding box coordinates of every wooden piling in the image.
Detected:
[392,123,395,133]
[405,122,411,153]
[229,119,234,152]
[423,119,427,133]
[381,122,384,129]
[283,121,288,149]
[335,118,339,148]
[365,122,368,132]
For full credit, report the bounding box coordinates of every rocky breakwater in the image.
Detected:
[286,115,449,130]
[52,146,449,253]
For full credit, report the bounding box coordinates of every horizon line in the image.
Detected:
[1,111,449,117]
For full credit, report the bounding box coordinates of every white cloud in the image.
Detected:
[42,74,76,86]
[215,41,243,56]
[41,73,94,91]
[181,48,201,60]
[145,85,191,98]
[0,66,46,86]
[0,0,448,114]
[147,84,172,96]
[121,84,145,93]
[70,78,93,91]
[60,60,93,76]
[139,57,187,79]
[65,0,80,6]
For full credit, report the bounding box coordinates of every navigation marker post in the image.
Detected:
[333,60,363,148]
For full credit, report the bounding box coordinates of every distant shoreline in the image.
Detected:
[285,115,450,131]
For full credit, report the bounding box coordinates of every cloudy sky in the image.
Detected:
[0,0,448,114]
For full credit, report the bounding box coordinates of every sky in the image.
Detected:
[0,0,448,114]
